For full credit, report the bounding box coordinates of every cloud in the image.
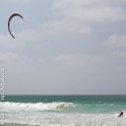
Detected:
[0,21,90,50]
[8,0,31,4]
[4,0,126,49]
[38,54,100,66]
[0,28,43,49]
[104,33,126,60]
[0,52,19,63]
[3,0,126,94]
[112,51,126,59]
[38,0,126,37]
[53,0,126,23]
[108,34,126,47]
[42,19,92,35]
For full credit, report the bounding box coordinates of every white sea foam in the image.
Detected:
[1,101,126,126]
[1,113,126,126]
[0,101,76,112]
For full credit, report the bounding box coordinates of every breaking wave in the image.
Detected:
[0,102,126,126]
[0,101,76,112]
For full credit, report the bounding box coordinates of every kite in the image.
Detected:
[8,13,23,39]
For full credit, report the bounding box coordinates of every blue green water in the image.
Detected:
[1,95,126,126]
[4,95,126,113]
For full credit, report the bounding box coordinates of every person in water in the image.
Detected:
[118,111,123,117]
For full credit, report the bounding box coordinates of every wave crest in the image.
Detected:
[0,101,76,112]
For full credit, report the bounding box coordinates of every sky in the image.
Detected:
[0,0,126,95]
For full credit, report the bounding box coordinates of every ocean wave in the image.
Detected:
[0,101,76,112]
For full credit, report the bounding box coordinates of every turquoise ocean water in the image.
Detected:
[0,95,126,126]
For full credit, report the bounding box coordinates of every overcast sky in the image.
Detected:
[0,0,126,95]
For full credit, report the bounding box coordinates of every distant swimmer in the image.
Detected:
[56,104,64,109]
[118,111,123,117]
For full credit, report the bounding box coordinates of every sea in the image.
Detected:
[0,95,126,126]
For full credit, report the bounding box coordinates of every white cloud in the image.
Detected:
[39,0,126,36]
[0,20,90,50]
[0,28,43,49]
[54,0,126,6]
[2,0,126,94]
[8,0,31,4]
[108,34,126,47]
[112,51,126,59]
[38,54,100,66]
[0,52,18,62]
[42,19,91,35]
[4,0,126,48]
[53,0,126,23]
